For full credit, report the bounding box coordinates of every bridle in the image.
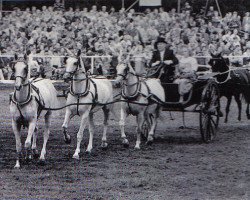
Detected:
[65,58,89,81]
[65,57,98,116]
[11,61,33,110]
[12,61,30,88]
[117,64,143,100]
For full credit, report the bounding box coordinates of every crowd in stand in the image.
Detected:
[1,0,250,79]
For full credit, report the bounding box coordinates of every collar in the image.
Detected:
[12,83,32,106]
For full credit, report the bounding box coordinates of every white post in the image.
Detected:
[122,0,125,9]
[177,0,181,13]
[0,0,2,14]
[91,57,95,74]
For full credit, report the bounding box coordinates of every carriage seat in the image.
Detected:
[162,83,180,102]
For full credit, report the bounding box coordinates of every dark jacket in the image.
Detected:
[150,48,179,83]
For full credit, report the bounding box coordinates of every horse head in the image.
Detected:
[12,54,29,91]
[116,62,136,82]
[63,50,85,82]
[29,60,42,78]
[209,54,229,73]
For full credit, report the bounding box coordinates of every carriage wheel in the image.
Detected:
[200,80,220,143]
[141,120,149,141]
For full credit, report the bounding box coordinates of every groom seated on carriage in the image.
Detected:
[174,46,198,102]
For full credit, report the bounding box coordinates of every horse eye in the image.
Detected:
[24,67,28,74]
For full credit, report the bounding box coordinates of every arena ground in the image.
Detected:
[0,88,249,200]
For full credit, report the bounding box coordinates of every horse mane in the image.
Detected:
[128,62,136,75]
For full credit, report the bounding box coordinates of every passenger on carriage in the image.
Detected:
[174,46,198,103]
[149,37,179,83]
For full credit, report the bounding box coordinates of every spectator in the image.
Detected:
[0,3,250,80]
[53,0,65,11]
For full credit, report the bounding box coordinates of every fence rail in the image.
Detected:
[0,54,250,79]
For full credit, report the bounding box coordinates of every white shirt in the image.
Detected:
[160,51,165,61]
[178,56,198,73]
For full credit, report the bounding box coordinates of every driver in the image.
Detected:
[149,37,179,83]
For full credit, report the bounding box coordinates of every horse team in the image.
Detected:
[9,51,250,168]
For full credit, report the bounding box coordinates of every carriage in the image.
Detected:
[141,69,221,144]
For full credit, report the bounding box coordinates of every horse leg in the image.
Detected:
[73,107,91,159]
[101,106,109,149]
[25,119,37,161]
[31,125,39,159]
[246,103,250,119]
[225,96,232,123]
[234,94,242,121]
[135,112,144,149]
[146,112,158,146]
[39,111,52,163]
[62,108,72,144]
[12,120,22,168]
[86,112,94,153]
[120,105,129,147]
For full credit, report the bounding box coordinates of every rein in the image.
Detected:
[214,70,231,84]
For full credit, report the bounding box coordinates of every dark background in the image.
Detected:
[2,0,250,16]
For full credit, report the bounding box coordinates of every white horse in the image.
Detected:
[10,55,59,168]
[62,50,113,159]
[115,62,165,149]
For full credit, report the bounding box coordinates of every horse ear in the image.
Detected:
[63,57,68,64]
[14,54,18,60]
[24,54,28,61]
[77,49,81,58]
[10,62,15,72]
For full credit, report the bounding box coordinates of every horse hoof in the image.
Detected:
[72,154,80,160]
[38,159,46,166]
[146,140,153,146]
[24,156,32,163]
[64,136,71,144]
[101,142,108,150]
[134,146,140,150]
[122,138,129,148]
[14,164,20,169]
[85,150,91,155]
[123,142,129,148]
[141,134,147,141]
[32,149,39,159]
[219,111,223,117]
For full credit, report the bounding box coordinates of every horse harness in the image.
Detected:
[69,76,98,116]
[119,72,155,115]
[10,78,46,127]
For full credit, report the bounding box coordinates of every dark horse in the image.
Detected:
[209,53,250,122]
